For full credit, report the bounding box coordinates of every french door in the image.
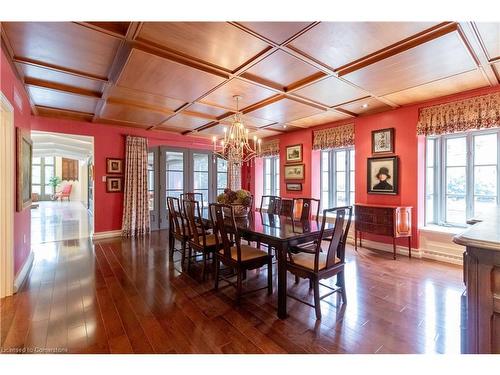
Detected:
[147,146,227,231]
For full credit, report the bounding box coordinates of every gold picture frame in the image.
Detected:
[16,128,33,211]
[284,164,305,180]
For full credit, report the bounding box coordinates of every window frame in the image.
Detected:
[320,147,355,211]
[263,156,280,197]
[426,128,500,227]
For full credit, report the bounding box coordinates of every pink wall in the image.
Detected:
[249,84,500,250]
[31,116,213,233]
[1,47,32,275]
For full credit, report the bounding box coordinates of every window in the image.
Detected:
[32,156,55,200]
[263,156,280,197]
[320,148,355,210]
[193,153,209,206]
[426,129,499,226]
[147,152,155,211]
[216,157,227,197]
[165,151,184,200]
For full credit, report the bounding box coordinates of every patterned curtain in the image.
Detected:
[417,91,500,136]
[122,136,150,238]
[258,139,280,157]
[313,123,355,150]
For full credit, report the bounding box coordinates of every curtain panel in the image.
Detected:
[417,91,500,136]
[312,123,355,150]
[122,136,150,238]
[259,139,280,157]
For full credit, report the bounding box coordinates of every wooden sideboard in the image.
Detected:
[453,207,500,353]
[354,203,412,259]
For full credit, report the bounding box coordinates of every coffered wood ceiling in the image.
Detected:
[1,21,498,140]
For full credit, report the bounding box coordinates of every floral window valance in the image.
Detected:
[417,91,500,136]
[312,123,355,150]
[259,139,280,157]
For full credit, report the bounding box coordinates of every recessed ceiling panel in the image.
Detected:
[18,64,104,93]
[293,76,368,107]
[160,113,211,131]
[288,110,351,128]
[28,86,98,113]
[382,69,490,105]
[200,78,277,110]
[342,31,478,96]
[237,22,314,44]
[243,50,323,88]
[100,102,169,126]
[137,22,270,71]
[336,97,393,115]
[247,97,323,123]
[474,22,500,60]
[117,49,226,102]
[4,22,120,77]
[107,86,186,112]
[288,22,439,70]
[186,102,229,118]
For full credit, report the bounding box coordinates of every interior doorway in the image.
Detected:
[30,131,94,244]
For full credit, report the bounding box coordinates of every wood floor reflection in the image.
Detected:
[0,231,464,354]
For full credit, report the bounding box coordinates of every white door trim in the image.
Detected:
[0,91,15,298]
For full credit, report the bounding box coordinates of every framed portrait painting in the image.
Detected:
[284,164,304,180]
[286,144,302,163]
[17,128,33,211]
[106,158,123,174]
[367,156,398,195]
[106,176,123,193]
[372,128,394,154]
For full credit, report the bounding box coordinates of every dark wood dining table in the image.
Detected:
[194,209,335,319]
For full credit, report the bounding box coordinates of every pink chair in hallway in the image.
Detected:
[55,184,72,201]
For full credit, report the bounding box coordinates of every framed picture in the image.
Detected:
[371,128,394,154]
[106,158,123,174]
[106,176,123,193]
[367,156,398,195]
[286,144,302,163]
[17,128,33,212]
[286,183,302,191]
[284,164,305,180]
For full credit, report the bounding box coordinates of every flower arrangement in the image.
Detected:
[216,188,252,208]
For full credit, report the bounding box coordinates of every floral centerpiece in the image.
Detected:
[216,188,252,217]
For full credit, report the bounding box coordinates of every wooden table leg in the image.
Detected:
[359,231,363,248]
[277,241,288,319]
[354,230,358,251]
[408,236,412,259]
[392,238,397,260]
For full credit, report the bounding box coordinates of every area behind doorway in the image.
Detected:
[30,131,94,245]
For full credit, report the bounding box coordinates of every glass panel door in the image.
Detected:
[192,152,209,207]
[148,148,160,231]
[216,157,227,197]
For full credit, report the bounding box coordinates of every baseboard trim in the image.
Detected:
[92,230,122,241]
[14,251,34,293]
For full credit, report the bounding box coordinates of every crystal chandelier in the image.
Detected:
[212,95,261,163]
[212,95,261,190]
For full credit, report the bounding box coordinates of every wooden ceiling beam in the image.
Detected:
[24,78,102,98]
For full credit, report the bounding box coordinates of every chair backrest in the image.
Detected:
[293,198,321,221]
[180,192,204,207]
[62,184,72,194]
[209,203,243,262]
[310,206,352,272]
[167,196,186,236]
[183,199,206,248]
[280,199,294,217]
[259,195,281,214]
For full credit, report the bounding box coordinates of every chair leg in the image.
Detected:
[295,275,300,284]
[187,244,192,271]
[267,257,273,295]
[313,278,321,320]
[202,252,207,281]
[181,240,186,264]
[309,279,314,290]
[242,270,247,280]
[236,271,242,304]
[337,271,347,304]
[214,258,220,291]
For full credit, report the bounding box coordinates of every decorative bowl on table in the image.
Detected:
[217,188,252,218]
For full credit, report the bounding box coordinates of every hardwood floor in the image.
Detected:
[0,230,464,354]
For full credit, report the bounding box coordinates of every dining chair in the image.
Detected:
[259,195,281,214]
[180,192,204,207]
[286,206,353,319]
[280,199,294,217]
[209,203,273,302]
[167,196,189,262]
[183,199,221,280]
[293,198,321,221]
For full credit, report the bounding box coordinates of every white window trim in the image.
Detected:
[263,156,280,197]
[426,128,500,227]
[320,147,355,211]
